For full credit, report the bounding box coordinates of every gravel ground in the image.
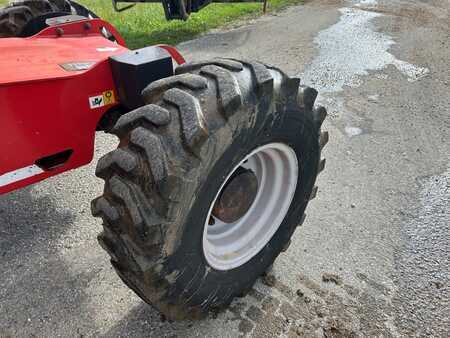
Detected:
[0,0,448,337]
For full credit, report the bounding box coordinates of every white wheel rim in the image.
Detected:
[202,142,299,271]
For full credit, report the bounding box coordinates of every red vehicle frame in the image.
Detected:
[0,18,184,195]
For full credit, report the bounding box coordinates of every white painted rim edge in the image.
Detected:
[202,142,299,271]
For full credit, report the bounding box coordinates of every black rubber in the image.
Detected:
[92,58,328,320]
[0,0,94,37]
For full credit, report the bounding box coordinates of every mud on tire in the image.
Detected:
[92,58,328,319]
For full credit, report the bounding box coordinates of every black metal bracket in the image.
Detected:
[112,0,136,12]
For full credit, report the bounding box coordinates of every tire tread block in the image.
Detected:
[163,88,208,152]
[113,104,171,136]
[176,58,244,74]
[143,73,208,103]
[200,64,242,118]
[96,148,138,179]
[130,127,169,194]
[91,196,120,223]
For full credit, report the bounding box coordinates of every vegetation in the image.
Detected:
[0,0,303,48]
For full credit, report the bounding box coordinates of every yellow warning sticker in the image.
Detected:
[89,90,116,109]
[103,90,115,106]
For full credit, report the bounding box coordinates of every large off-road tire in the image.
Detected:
[92,58,328,319]
[0,0,96,37]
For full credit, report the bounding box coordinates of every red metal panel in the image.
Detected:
[157,44,186,65]
[36,19,127,47]
[0,59,117,194]
[0,19,186,195]
[0,20,127,194]
[0,20,128,86]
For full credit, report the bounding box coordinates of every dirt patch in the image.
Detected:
[322,273,343,285]
[228,272,395,337]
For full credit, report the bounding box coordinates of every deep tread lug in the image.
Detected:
[282,240,292,253]
[237,59,274,92]
[314,106,328,126]
[109,175,163,245]
[200,65,242,118]
[163,88,208,152]
[98,232,119,262]
[13,0,54,15]
[318,159,326,173]
[309,186,318,200]
[0,0,84,38]
[298,86,318,111]
[91,197,120,223]
[0,6,33,37]
[143,74,208,103]
[319,131,329,150]
[286,77,301,98]
[109,175,143,227]
[300,213,307,225]
[129,127,168,193]
[113,105,171,136]
[176,58,244,74]
[96,148,138,179]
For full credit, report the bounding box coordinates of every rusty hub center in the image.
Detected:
[211,167,259,224]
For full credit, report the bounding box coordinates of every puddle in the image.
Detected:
[345,126,364,137]
[357,0,378,6]
[367,94,379,102]
[301,1,429,93]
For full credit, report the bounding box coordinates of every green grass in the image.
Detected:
[1,0,303,48]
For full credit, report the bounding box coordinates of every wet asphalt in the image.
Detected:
[0,0,449,337]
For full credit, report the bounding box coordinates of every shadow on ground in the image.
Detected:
[0,187,92,335]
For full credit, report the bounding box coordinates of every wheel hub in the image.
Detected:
[203,143,299,271]
[212,167,258,224]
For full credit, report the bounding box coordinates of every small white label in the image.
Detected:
[89,95,104,109]
[97,47,118,52]
[60,61,95,72]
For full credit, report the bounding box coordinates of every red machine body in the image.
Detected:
[0,18,184,195]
